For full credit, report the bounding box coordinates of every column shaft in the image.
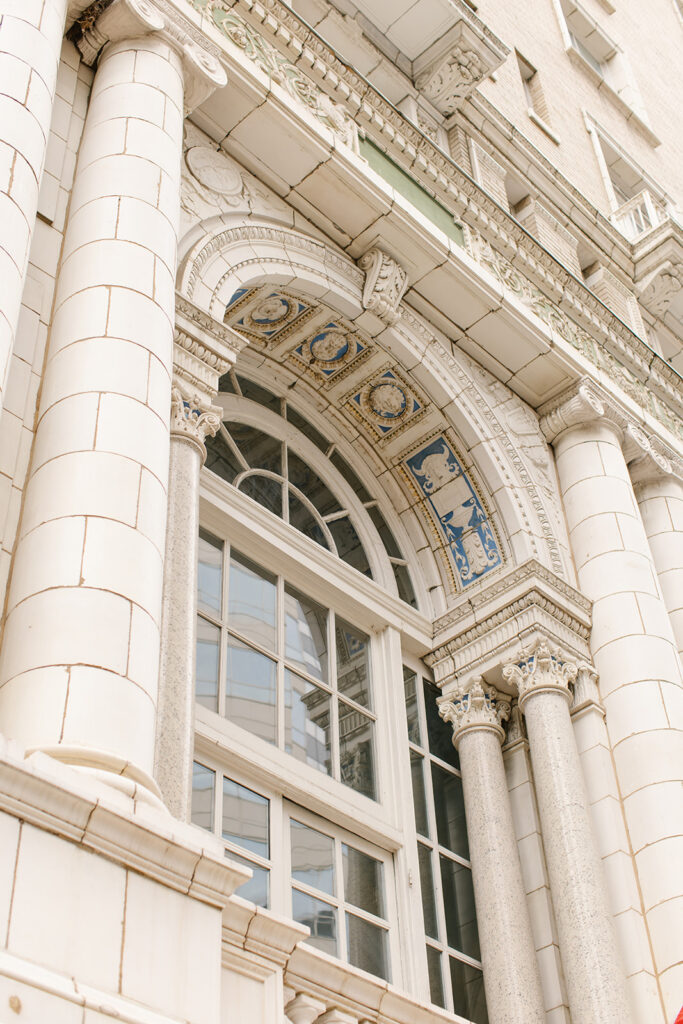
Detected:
[0,0,67,411]
[632,471,683,660]
[458,727,546,1024]
[522,687,632,1024]
[0,32,185,787]
[555,419,683,1017]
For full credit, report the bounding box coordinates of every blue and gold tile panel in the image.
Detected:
[406,436,501,586]
[225,287,313,342]
[348,368,425,442]
[291,320,369,384]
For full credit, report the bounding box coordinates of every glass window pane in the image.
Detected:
[342,844,384,918]
[329,450,372,503]
[339,704,376,801]
[367,504,401,559]
[427,945,445,1008]
[327,516,372,577]
[290,820,335,896]
[217,370,237,394]
[287,452,341,518]
[403,667,421,745]
[227,422,282,474]
[288,490,329,549]
[346,913,389,981]
[410,751,429,838]
[228,552,277,653]
[292,890,337,958]
[450,957,488,1024]
[225,636,277,745]
[336,619,371,708]
[424,678,459,768]
[239,473,283,518]
[285,670,331,776]
[204,430,240,484]
[418,843,438,939]
[393,562,417,608]
[285,587,328,682]
[225,849,269,908]
[440,856,480,961]
[222,777,269,858]
[286,407,329,452]
[197,531,222,616]
[432,763,469,860]
[196,615,220,711]
[191,762,215,832]
[236,376,281,415]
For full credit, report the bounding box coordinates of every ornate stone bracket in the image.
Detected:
[539,378,683,480]
[412,16,508,116]
[358,248,408,326]
[76,0,226,113]
[502,638,578,708]
[439,677,510,747]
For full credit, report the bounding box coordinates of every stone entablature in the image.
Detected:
[154,0,683,446]
[427,558,592,682]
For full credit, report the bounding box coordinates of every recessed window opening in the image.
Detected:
[515,52,552,127]
[205,369,418,607]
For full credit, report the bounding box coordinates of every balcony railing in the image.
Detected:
[612,189,666,241]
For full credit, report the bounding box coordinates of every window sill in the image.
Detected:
[566,45,661,148]
[527,108,561,145]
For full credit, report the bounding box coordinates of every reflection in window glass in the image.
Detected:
[432,763,469,860]
[336,620,371,708]
[450,957,488,1024]
[225,636,277,745]
[225,849,269,908]
[427,945,446,1008]
[393,562,417,608]
[196,616,220,711]
[440,856,480,961]
[288,490,329,549]
[292,890,337,958]
[403,668,421,744]
[342,844,384,918]
[339,702,375,800]
[285,588,328,682]
[287,451,341,518]
[228,422,282,474]
[290,820,335,895]
[239,473,283,518]
[286,407,329,452]
[285,670,331,775]
[222,777,269,858]
[367,504,401,558]
[235,375,281,414]
[204,430,240,484]
[418,843,438,939]
[329,450,372,503]
[327,516,373,577]
[198,531,222,615]
[191,762,215,832]
[346,913,389,980]
[410,751,429,838]
[229,552,277,652]
[424,678,459,768]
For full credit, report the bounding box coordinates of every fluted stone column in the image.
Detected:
[0,0,225,796]
[504,640,633,1024]
[438,678,546,1024]
[154,306,244,816]
[541,384,683,1019]
[629,453,683,660]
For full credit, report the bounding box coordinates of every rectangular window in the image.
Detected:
[403,667,488,1024]
[195,530,378,801]
[516,52,552,128]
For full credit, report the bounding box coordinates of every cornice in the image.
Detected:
[197,0,683,441]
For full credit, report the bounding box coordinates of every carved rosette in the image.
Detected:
[358,248,408,326]
[503,639,578,709]
[438,677,511,748]
[170,384,222,461]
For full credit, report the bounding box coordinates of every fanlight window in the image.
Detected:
[204,372,417,607]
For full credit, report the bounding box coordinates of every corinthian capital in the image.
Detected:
[170,384,222,459]
[502,638,577,709]
[438,677,511,748]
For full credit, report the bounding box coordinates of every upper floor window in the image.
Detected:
[196,531,377,801]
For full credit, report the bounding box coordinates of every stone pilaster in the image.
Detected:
[504,640,633,1024]
[541,379,683,1020]
[437,676,546,1024]
[0,0,226,799]
[154,299,245,817]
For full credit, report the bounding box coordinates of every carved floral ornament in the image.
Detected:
[358,248,409,326]
[502,639,578,708]
[170,383,222,459]
[438,678,511,747]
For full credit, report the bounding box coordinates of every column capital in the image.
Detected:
[539,381,606,444]
[75,0,226,112]
[502,638,577,709]
[438,677,511,747]
[170,383,222,459]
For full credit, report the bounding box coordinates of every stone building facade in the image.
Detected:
[0,0,681,1022]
